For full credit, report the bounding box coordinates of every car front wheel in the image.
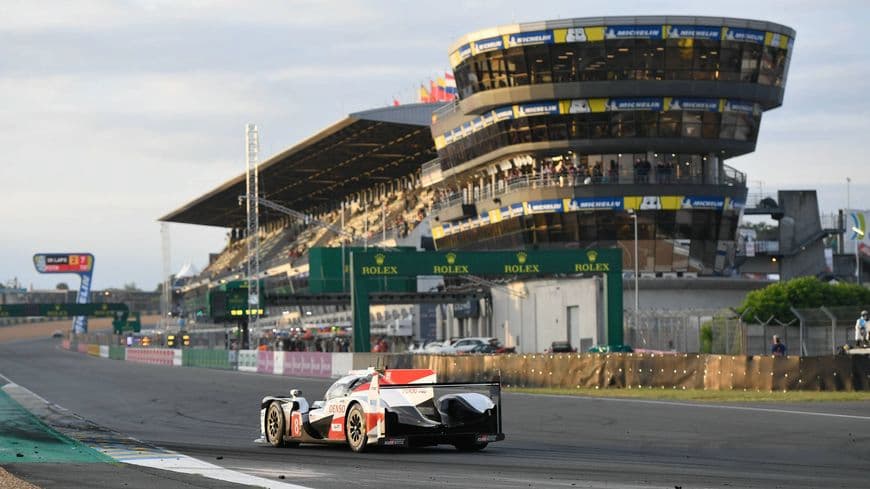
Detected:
[265,402,286,447]
[345,403,369,453]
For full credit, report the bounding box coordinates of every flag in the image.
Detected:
[434,77,449,102]
[418,84,430,103]
[444,71,457,98]
[429,79,438,102]
[392,97,400,106]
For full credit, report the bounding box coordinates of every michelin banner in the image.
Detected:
[846,209,869,255]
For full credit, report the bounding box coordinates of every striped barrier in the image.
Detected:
[238,350,258,372]
[127,348,177,366]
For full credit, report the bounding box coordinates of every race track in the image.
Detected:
[2,337,869,488]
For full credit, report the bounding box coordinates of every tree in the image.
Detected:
[737,277,870,322]
[56,282,69,290]
[123,282,141,292]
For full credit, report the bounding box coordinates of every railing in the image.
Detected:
[432,100,460,119]
[432,164,746,212]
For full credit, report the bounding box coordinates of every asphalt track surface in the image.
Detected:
[2,337,870,489]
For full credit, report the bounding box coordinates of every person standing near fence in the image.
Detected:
[771,335,787,356]
[855,310,869,348]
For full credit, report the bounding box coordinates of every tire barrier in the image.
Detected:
[58,342,870,391]
[127,348,178,366]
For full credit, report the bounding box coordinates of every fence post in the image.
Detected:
[820,306,837,355]
[790,306,807,357]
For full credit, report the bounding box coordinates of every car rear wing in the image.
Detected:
[376,380,503,436]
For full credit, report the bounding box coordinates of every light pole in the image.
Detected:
[627,209,639,335]
[854,226,865,285]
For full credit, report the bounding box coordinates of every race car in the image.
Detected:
[257,367,504,452]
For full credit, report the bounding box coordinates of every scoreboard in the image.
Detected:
[33,254,94,273]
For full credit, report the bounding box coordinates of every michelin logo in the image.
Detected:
[566,27,587,42]
[640,196,661,210]
[569,99,591,113]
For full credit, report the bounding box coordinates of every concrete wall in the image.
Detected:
[622,277,770,311]
[491,277,601,353]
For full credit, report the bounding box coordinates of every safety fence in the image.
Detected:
[627,306,870,357]
[58,338,870,391]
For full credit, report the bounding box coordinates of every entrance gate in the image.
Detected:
[350,248,622,352]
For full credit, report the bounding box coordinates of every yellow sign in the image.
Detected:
[432,252,469,274]
[504,251,540,273]
[361,253,398,276]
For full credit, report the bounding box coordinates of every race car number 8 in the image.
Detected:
[291,413,302,437]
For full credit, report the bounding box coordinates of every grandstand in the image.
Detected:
[161,104,443,343]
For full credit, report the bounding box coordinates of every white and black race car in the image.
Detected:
[258,368,503,452]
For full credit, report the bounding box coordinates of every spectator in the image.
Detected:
[855,310,869,348]
[770,335,786,356]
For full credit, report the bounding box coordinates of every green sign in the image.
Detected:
[350,249,623,352]
[0,303,130,333]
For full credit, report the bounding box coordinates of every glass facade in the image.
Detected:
[433,210,738,274]
[431,18,791,275]
[438,109,758,171]
[454,37,789,98]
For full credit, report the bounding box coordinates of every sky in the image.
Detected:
[1,0,868,291]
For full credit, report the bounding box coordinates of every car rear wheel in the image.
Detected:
[453,436,488,452]
[265,402,286,447]
[345,403,369,453]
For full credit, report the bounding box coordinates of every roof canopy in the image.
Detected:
[160,104,443,227]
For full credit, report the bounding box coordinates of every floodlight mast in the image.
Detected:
[245,123,260,333]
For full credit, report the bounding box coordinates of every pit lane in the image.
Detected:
[1,337,869,489]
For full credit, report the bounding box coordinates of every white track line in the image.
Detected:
[0,372,311,489]
[507,392,870,420]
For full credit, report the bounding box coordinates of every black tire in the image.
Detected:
[265,402,286,447]
[345,403,369,453]
[453,436,488,452]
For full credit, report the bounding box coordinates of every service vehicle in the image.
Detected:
[257,367,503,452]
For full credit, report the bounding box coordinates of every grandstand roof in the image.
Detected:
[159,103,444,227]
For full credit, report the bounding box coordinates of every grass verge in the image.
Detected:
[505,386,870,402]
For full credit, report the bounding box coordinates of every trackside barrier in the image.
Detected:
[59,344,870,391]
[331,353,353,378]
[127,348,176,366]
[98,345,109,358]
[62,339,70,350]
[256,350,274,374]
[282,352,332,378]
[238,350,258,372]
[109,346,125,360]
[182,349,231,369]
[409,353,870,391]
[87,344,100,357]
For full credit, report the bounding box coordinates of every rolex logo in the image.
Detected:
[517,252,527,264]
[374,253,386,266]
[446,252,456,265]
[587,250,598,262]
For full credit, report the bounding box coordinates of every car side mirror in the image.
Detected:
[290,389,301,397]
